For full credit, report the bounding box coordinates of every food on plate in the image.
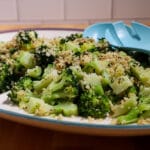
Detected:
[0,30,150,125]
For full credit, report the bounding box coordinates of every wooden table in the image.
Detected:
[0,24,150,150]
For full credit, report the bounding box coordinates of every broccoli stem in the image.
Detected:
[117,107,140,124]
[27,66,42,78]
[54,102,78,116]
[19,51,36,69]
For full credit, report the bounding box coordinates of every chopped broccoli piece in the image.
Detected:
[54,102,78,116]
[131,66,150,86]
[33,65,58,91]
[27,66,42,79]
[111,86,138,117]
[16,30,38,50]
[41,69,78,105]
[8,76,33,103]
[96,38,110,52]
[101,70,111,87]
[0,63,12,92]
[25,97,53,116]
[65,41,81,53]
[60,33,82,44]
[35,45,56,68]
[138,86,150,119]
[19,51,36,69]
[117,107,140,124]
[78,73,110,118]
[83,55,109,75]
[110,76,133,95]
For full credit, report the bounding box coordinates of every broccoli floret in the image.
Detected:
[60,33,82,44]
[33,65,58,92]
[53,102,78,116]
[96,38,110,52]
[35,45,56,68]
[12,51,36,78]
[101,70,111,88]
[25,97,53,116]
[16,30,38,50]
[110,76,133,95]
[27,66,42,79]
[131,66,150,86]
[19,51,36,69]
[41,69,79,105]
[111,87,138,117]
[0,63,12,92]
[83,55,109,75]
[8,76,33,103]
[78,73,110,118]
[117,107,140,125]
[137,86,150,119]
[20,97,78,116]
[115,86,150,124]
[69,65,84,81]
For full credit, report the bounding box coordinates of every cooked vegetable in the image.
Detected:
[16,30,38,50]
[0,30,149,124]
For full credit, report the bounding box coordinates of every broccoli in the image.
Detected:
[64,41,81,54]
[18,51,36,69]
[16,30,38,50]
[60,33,82,44]
[110,76,133,95]
[117,107,140,125]
[8,76,33,103]
[83,55,109,75]
[0,63,12,92]
[21,97,78,116]
[138,86,150,119]
[4,29,150,124]
[131,65,150,86]
[27,66,42,79]
[111,86,138,117]
[11,51,36,81]
[77,73,110,118]
[24,97,53,116]
[8,74,78,116]
[53,102,78,116]
[12,51,36,78]
[94,38,110,53]
[33,65,58,92]
[35,45,56,68]
[41,69,79,105]
[115,86,150,124]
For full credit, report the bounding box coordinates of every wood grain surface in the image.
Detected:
[0,24,150,150]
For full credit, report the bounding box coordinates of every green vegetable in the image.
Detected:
[19,51,36,69]
[110,76,133,95]
[54,102,78,116]
[27,66,42,78]
[16,30,38,50]
[78,73,110,118]
[117,107,140,125]
[41,69,78,105]
[0,63,12,92]
[0,30,149,124]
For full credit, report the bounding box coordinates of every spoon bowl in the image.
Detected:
[83,21,150,55]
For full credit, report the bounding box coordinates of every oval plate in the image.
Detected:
[0,29,150,136]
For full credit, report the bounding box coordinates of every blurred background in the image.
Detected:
[0,0,150,25]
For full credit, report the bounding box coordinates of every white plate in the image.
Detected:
[0,28,150,136]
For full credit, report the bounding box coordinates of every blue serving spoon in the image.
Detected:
[83,21,150,55]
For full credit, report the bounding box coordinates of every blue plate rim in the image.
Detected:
[1,108,150,130]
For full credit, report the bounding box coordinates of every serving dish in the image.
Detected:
[0,28,150,136]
